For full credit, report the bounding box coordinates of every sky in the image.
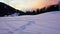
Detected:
[0,0,59,11]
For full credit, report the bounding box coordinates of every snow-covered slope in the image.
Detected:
[0,11,60,34]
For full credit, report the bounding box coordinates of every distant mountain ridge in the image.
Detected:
[0,2,25,17]
[0,2,59,17]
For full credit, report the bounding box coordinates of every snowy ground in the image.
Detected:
[0,11,60,34]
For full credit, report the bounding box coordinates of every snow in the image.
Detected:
[0,11,60,34]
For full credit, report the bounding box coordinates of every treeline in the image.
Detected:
[0,2,59,17]
[24,4,59,15]
[0,2,25,16]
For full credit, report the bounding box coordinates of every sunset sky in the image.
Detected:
[0,0,59,11]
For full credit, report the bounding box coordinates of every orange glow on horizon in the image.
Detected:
[30,0,58,9]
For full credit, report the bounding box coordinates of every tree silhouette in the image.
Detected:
[46,4,59,11]
[24,4,59,15]
[59,2,60,10]
[0,2,24,17]
[0,2,59,17]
